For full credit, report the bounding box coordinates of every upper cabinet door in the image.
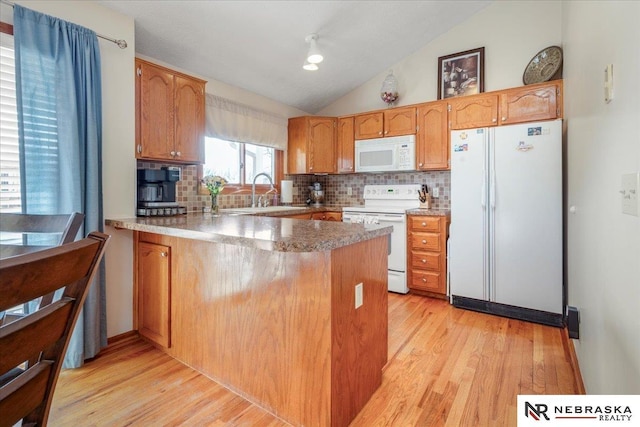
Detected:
[337,116,355,173]
[416,101,449,170]
[499,81,561,125]
[448,93,499,130]
[308,117,336,173]
[135,58,206,164]
[138,61,174,160]
[354,112,383,139]
[384,107,416,137]
[174,75,205,163]
[287,117,307,174]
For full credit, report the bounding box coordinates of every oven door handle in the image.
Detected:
[376,214,405,222]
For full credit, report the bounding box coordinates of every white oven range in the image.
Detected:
[342,184,421,294]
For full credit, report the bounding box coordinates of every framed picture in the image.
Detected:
[437,47,485,100]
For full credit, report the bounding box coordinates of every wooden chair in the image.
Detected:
[0,212,85,318]
[0,212,85,249]
[0,231,110,427]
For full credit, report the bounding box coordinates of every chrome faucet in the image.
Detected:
[251,172,275,208]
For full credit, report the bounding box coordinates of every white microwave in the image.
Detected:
[355,135,416,172]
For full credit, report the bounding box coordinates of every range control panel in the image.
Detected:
[363,184,422,200]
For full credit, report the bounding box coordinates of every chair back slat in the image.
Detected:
[0,212,84,245]
[0,232,109,427]
[0,361,52,426]
[0,299,73,374]
[0,239,100,312]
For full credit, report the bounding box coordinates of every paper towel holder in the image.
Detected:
[280,180,293,205]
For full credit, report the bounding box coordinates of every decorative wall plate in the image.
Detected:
[523,46,563,85]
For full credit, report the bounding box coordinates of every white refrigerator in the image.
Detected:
[449,119,563,326]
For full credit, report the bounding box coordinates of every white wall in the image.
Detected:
[562,1,640,394]
[319,1,562,116]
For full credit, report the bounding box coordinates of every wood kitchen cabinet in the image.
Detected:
[407,215,449,297]
[135,58,206,164]
[136,232,172,348]
[311,211,342,221]
[279,212,313,219]
[499,80,562,125]
[448,93,499,130]
[277,211,341,221]
[448,81,562,131]
[336,116,355,173]
[416,100,449,171]
[288,116,336,174]
[354,107,416,139]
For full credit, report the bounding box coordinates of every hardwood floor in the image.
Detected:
[49,294,582,426]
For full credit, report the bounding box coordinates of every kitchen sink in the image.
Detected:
[219,206,308,215]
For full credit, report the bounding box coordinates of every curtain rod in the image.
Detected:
[0,0,128,49]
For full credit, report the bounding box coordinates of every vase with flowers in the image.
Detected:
[202,175,227,213]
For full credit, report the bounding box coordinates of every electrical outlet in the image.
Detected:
[431,186,439,198]
[355,283,363,309]
[347,187,352,196]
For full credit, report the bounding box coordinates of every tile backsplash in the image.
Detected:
[286,171,451,210]
[138,161,450,211]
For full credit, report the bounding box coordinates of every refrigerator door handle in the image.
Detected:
[490,169,496,208]
[481,169,487,208]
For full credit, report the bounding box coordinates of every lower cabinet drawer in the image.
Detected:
[410,232,441,252]
[410,251,441,270]
[409,216,441,232]
[411,270,441,292]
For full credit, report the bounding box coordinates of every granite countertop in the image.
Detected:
[105,212,391,253]
[406,208,450,217]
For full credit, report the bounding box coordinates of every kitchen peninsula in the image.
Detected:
[106,213,392,427]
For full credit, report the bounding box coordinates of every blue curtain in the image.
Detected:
[13,5,106,368]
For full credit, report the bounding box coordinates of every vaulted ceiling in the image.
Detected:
[99,1,491,113]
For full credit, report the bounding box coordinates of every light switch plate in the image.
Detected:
[604,64,614,103]
[621,173,639,216]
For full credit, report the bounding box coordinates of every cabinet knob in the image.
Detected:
[418,163,423,167]
[378,131,383,136]
[384,131,388,135]
[136,144,142,154]
[492,118,497,123]
[421,259,427,263]
[160,252,167,257]
[422,239,427,244]
[170,151,176,157]
[176,151,181,157]
[136,67,142,77]
[422,278,427,283]
[421,222,427,226]
[501,117,506,121]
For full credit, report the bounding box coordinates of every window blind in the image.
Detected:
[205,94,288,151]
[0,31,21,213]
